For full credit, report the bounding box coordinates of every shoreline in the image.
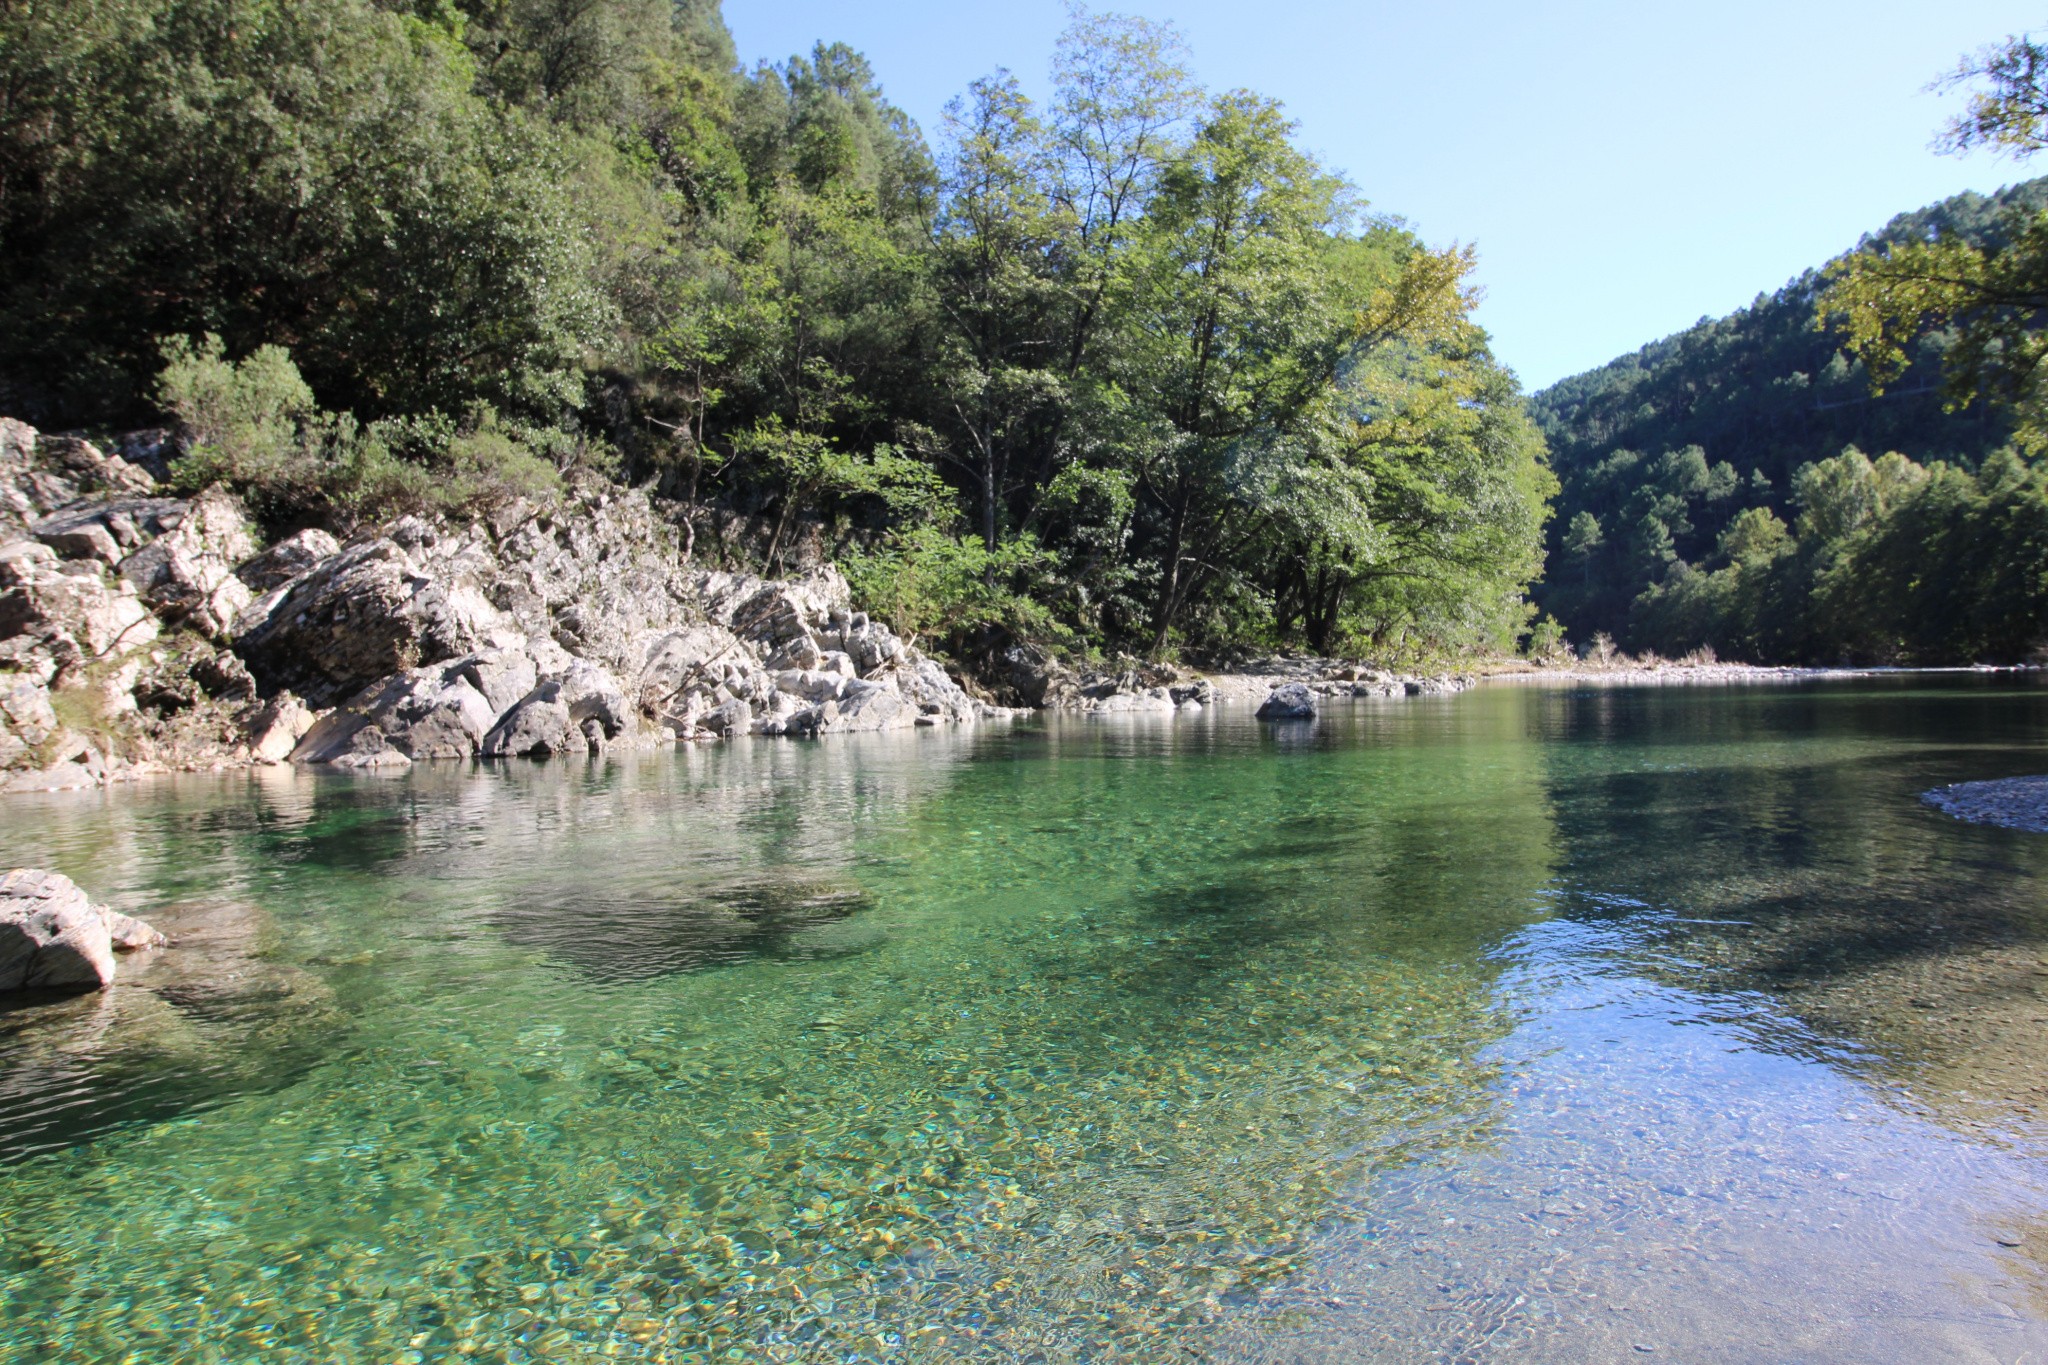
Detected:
[10,660,2031,798]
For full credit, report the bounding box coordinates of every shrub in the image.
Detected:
[153,336,567,528]
[1523,614,1569,661]
[156,334,314,488]
[843,527,1070,651]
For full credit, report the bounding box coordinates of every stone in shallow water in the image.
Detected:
[1256,682,1318,720]
[0,867,163,991]
[1922,775,2048,833]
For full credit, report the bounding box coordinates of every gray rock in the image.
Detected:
[115,489,255,639]
[234,534,508,706]
[36,518,122,565]
[823,680,917,731]
[291,668,497,763]
[246,692,317,764]
[235,527,341,592]
[325,728,412,769]
[481,687,578,757]
[556,660,630,740]
[1256,682,1318,720]
[449,647,539,717]
[702,697,752,737]
[0,673,58,768]
[0,550,158,666]
[0,868,163,992]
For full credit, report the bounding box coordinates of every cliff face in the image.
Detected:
[0,419,1008,792]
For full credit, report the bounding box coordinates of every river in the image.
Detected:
[3,676,2047,1362]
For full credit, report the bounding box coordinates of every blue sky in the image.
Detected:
[725,1,2043,393]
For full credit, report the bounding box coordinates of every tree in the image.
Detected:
[0,0,611,424]
[925,72,1070,561]
[1822,30,2048,447]
[1563,511,1604,585]
[1108,91,1353,653]
[1046,8,1198,376]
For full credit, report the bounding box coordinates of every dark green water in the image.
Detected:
[5,677,2048,1362]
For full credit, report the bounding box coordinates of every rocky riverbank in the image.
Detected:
[0,414,1983,797]
[1002,648,1474,715]
[0,418,1009,792]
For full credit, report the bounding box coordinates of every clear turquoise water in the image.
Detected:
[4,678,2048,1362]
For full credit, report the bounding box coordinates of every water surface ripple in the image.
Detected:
[2,677,2047,1362]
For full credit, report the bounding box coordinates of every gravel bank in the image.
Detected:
[1923,776,2048,833]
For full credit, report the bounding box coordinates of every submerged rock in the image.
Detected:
[0,868,163,992]
[1257,682,1319,720]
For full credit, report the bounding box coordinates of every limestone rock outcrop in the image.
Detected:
[0,415,1015,790]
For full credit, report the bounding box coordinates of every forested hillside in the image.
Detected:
[1530,178,2048,662]
[0,0,1553,666]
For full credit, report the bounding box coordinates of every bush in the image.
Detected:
[156,334,315,488]
[1522,614,1569,661]
[842,526,1070,651]
[155,336,567,529]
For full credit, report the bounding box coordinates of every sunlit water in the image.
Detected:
[4,678,2048,1362]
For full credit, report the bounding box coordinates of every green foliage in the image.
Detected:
[1553,30,2048,666]
[156,336,564,526]
[0,0,613,424]
[156,335,316,489]
[1622,443,2048,664]
[4,0,1555,666]
[1536,177,2048,655]
[842,527,1068,649]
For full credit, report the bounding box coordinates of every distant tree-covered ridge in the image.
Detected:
[1530,174,2048,662]
[0,0,1553,666]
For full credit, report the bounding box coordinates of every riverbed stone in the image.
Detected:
[0,868,163,992]
[1256,682,1319,720]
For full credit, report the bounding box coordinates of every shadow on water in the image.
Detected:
[3,681,2048,1361]
[490,876,877,983]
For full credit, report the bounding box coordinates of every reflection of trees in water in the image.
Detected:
[0,708,1566,1364]
[1535,679,2048,1139]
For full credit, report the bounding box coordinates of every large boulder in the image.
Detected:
[234,530,509,706]
[0,868,163,992]
[556,660,630,740]
[632,624,756,728]
[1256,682,1318,720]
[481,686,580,757]
[448,646,540,717]
[822,680,918,732]
[292,665,502,764]
[246,692,317,764]
[1002,643,1078,708]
